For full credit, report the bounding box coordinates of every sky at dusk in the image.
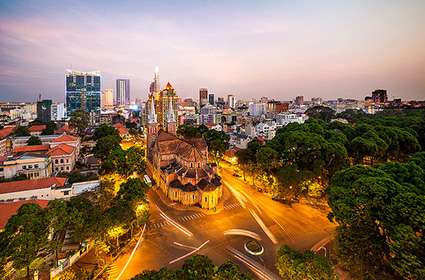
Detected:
[0,0,424,102]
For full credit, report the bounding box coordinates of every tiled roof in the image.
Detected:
[0,200,49,229]
[13,145,49,154]
[47,144,75,156]
[0,177,67,195]
[52,134,78,143]
[0,126,15,139]
[28,124,46,132]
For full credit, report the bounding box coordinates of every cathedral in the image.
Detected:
[145,81,222,210]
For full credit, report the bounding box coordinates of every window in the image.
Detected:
[60,159,64,163]
[66,159,69,163]
[205,197,208,202]
[55,159,59,164]
[28,165,32,169]
[23,165,27,169]
[61,167,64,171]
[66,166,69,170]
[34,164,38,169]
[63,190,69,196]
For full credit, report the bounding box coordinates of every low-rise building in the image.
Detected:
[0,126,15,157]
[28,124,47,136]
[0,177,69,202]
[47,144,77,173]
[0,154,52,179]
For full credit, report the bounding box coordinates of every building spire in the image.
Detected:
[166,97,176,123]
[148,97,157,124]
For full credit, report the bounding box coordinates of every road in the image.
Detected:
[106,164,335,280]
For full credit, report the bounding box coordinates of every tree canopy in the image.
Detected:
[26,136,42,146]
[131,255,251,280]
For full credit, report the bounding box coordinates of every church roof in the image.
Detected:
[164,82,174,90]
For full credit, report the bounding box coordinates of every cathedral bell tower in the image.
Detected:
[166,97,177,135]
[147,97,159,152]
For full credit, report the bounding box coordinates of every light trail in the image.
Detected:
[249,209,278,244]
[115,224,146,280]
[270,215,295,242]
[173,242,197,250]
[223,181,247,208]
[227,247,280,280]
[223,229,262,241]
[169,240,210,264]
[158,208,193,237]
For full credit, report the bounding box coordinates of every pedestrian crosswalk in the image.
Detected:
[147,202,241,231]
[224,201,241,210]
[105,263,120,280]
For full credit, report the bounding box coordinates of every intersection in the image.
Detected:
[107,164,336,279]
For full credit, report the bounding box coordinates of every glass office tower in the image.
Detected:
[66,70,101,115]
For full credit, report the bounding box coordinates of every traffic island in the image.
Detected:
[244,240,264,256]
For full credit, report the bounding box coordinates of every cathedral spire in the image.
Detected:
[148,97,157,124]
[166,97,176,123]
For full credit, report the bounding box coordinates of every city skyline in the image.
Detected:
[1,0,425,102]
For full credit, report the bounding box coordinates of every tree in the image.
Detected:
[13,126,30,136]
[305,105,336,122]
[328,164,425,279]
[131,255,250,280]
[94,135,121,161]
[41,121,57,135]
[94,124,120,141]
[214,261,251,280]
[126,146,146,175]
[177,124,203,138]
[26,136,42,146]
[203,129,230,167]
[180,255,215,280]
[2,203,49,279]
[256,146,280,173]
[276,245,336,280]
[47,200,69,266]
[132,268,177,280]
[69,109,89,136]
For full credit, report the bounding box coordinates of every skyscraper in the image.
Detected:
[37,99,52,123]
[66,70,101,115]
[208,93,215,105]
[371,89,388,103]
[295,95,304,106]
[116,79,130,105]
[227,94,236,109]
[149,67,160,95]
[199,88,208,108]
[102,89,114,108]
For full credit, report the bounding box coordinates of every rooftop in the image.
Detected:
[0,177,67,195]
[52,134,78,142]
[13,145,49,155]
[28,124,46,132]
[47,144,75,156]
[0,200,49,229]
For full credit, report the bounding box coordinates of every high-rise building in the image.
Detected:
[199,88,208,108]
[248,102,267,117]
[66,70,101,115]
[37,99,52,123]
[157,82,179,129]
[208,93,215,105]
[295,95,304,106]
[149,67,160,95]
[102,89,114,108]
[116,79,130,105]
[371,89,388,103]
[51,103,65,121]
[227,94,236,109]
